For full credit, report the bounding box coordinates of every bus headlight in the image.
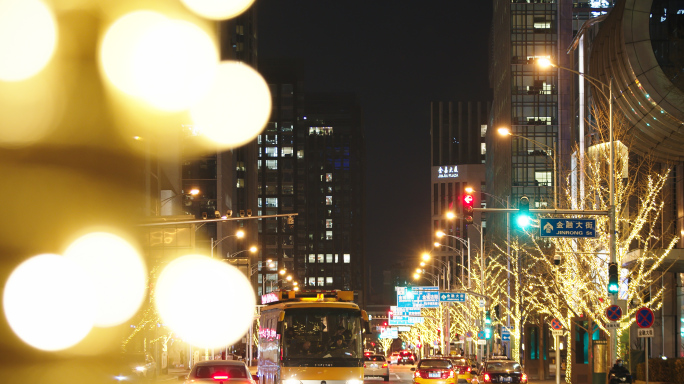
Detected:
[346,379,362,384]
[284,379,300,384]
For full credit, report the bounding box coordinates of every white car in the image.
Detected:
[364,354,390,381]
[389,352,401,365]
[181,360,257,384]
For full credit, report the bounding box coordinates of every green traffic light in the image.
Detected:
[608,282,619,294]
[516,214,531,228]
[485,327,492,340]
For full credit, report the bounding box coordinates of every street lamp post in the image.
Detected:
[229,246,258,258]
[211,230,245,258]
[537,57,618,365]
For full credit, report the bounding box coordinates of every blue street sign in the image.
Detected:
[636,307,654,329]
[389,315,424,326]
[397,286,439,308]
[440,292,467,302]
[606,305,623,321]
[539,218,597,238]
[477,331,485,339]
[394,307,421,316]
[502,333,510,341]
[465,331,473,338]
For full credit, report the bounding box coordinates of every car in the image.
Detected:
[478,359,527,384]
[411,358,456,384]
[399,350,416,365]
[389,352,401,365]
[113,352,157,383]
[445,357,477,384]
[364,354,390,381]
[181,360,257,384]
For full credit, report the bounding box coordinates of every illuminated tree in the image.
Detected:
[378,337,394,355]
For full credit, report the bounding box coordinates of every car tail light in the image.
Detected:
[363,363,366,368]
[213,373,229,381]
[483,373,491,383]
[382,363,388,368]
[414,370,421,378]
[448,370,455,378]
[521,373,528,383]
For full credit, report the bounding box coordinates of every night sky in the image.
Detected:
[257,1,493,300]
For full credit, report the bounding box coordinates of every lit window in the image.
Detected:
[480,125,487,137]
[326,231,333,240]
[326,219,333,228]
[481,143,486,155]
[281,147,293,157]
[526,117,552,125]
[266,160,278,170]
[534,171,553,186]
[317,277,324,287]
[266,198,278,207]
[326,277,333,285]
[297,150,304,159]
[265,147,278,157]
[309,127,333,136]
[325,196,332,205]
[326,173,333,182]
[308,254,315,263]
[236,161,245,171]
[343,254,350,263]
[317,254,324,263]
[326,254,333,263]
[308,277,315,286]
[335,254,339,263]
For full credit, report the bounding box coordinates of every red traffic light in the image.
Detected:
[463,194,474,205]
[463,191,475,224]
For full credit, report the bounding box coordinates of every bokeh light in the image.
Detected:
[3,254,95,351]
[154,255,255,349]
[100,11,218,111]
[180,0,256,20]
[189,61,271,148]
[0,0,57,81]
[64,232,147,327]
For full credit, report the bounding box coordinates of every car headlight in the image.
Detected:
[284,379,300,384]
[135,366,146,372]
[115,375,129,381]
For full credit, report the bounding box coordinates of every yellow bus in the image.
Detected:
[257,290,369,384]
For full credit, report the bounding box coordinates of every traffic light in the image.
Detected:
[516,195,531,229]
[485,310,491,325]
[484,326,492,340]
[388,311,393,320]
[463,189,475,225]
[608,262,619,294]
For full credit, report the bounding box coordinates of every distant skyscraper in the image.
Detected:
[259,61,367,305]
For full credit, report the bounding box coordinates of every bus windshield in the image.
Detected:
[282,308,362,366]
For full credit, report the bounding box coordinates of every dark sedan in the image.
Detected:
[479,360,527,384]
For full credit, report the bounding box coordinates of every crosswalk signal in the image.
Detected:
[463,188,475,225]
[516,195,531,229]
[608,262,619,294]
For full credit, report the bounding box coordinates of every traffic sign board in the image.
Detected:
[550,318,563,330]
[552,330,563,336]
[397,286,439,309]
[540,218,597,238]
[477,340,486,345]
[638,328,654,338]
[606,305,623,321]
[606,322,620,330]
[636,307,655,329]
[502,333,510,341]
[440,292,467,302]
[477,331,485,339]
[465,331,473,338]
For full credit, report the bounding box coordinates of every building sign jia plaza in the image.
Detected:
[438,166,459,179]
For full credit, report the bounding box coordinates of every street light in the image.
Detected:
[537,57,618,366]
[229,246,257,258]
[498,127,557,209]
[211,230,245,258]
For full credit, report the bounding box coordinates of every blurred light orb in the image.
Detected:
[100,12,217,111]
[0,0,56,81]
[190,61,271,148]
[180,0,256,20]
[64,232,147,327]
[3,254,95,351]
[154,255,256,349]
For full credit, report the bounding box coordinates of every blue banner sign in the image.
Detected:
[396,286,439,308]
[539,218,597,238]
[389,315,424,326]
[440,292,467,302]
[394,307,421,316]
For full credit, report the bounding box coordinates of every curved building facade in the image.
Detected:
[590,0,684,161]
